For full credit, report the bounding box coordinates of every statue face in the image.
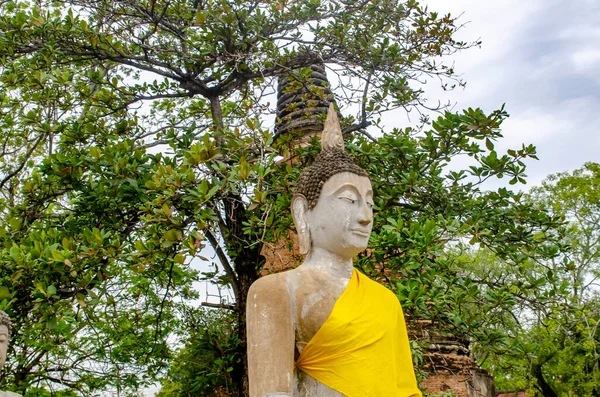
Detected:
[307,172,374,259]
[0,324,8,371]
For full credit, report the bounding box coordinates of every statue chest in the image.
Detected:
[292,278,348,355]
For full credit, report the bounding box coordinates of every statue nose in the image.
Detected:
[357,203,372,225]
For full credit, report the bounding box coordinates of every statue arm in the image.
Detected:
[247,275,295,397]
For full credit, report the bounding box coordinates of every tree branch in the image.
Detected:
[204,229,240,303]
[201,301,235,310]
[0,131,47,190]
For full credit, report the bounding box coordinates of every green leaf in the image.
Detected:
[51,250,65,262]
[0,287,11,300]
[162,203,172,217]
[46,317,58,330]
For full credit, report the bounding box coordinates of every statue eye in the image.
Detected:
[340,196,356,204]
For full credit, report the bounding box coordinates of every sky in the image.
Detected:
[412,0,600,188]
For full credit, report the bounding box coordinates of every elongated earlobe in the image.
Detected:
[291,194,311,255]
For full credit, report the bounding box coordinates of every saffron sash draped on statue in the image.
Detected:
[295,269,422,397]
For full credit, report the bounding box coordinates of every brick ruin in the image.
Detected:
[265,64,496,397]
[274,63,334,145]
[414,320,495,397]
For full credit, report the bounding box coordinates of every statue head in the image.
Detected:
[0,310,12,373]
[292,104,374,259]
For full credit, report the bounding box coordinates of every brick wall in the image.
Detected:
[260,232,302,275]
[420,367,495,397]
[421,373,471,396]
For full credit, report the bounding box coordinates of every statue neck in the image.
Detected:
[301,247,354,279]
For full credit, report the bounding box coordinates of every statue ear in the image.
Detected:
[291,194,311,255]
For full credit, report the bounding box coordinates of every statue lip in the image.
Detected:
[351,229,370,237]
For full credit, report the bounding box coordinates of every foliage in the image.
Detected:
[157,308,241,397]
[24,388,79,397]
[158,105,565,395]
[476,163,600,397]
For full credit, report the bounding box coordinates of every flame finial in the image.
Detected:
[321,103,344,151]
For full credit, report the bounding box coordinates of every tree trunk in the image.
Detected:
[236,269,256,397]
[532,362,558,397]
[232,252,262,397]
[222,193,262,397]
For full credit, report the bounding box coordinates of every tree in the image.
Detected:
[0,0,565,395]
[473,163,600,396]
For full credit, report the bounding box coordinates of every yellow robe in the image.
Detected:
[295,269,422,397]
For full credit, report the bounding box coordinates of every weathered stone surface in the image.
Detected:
[260,232,302,275]
[248,105,420,397]
[0,311,21,397]
[467,370,496,397]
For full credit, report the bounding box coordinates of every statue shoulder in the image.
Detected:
[247,272,292,304]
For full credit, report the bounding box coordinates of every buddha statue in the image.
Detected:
[247,104,421,397]
[0,311,21,397]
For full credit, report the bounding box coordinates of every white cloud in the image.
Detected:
[498,95,600,187]
[415,0,600,187]
[571,49,600,73]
